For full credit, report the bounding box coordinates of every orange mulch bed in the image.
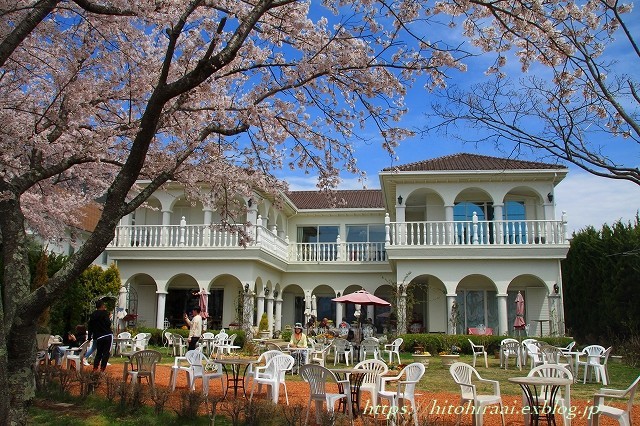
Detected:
[79,363,637,425]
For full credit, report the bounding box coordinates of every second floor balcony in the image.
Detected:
[107,213,567,263]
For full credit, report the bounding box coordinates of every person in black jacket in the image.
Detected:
[88,299,113,372]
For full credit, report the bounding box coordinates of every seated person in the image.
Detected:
[289,323,308,370]
[362,318,375,338]
[338,318,350,337]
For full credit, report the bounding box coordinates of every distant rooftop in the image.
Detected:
[383,153,566,172]
[286,153,566,210]
[286,189,384,209]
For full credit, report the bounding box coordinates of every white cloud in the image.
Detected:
[555,172,639,234]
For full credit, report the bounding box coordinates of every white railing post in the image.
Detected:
[472,212,479,244]
[179,216,186,247]
[385,213,391,245]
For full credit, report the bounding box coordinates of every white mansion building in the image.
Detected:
[106,153,570,337]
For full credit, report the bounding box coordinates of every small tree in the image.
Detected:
[259,313,269,332]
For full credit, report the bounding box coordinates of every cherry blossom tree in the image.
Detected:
[0,1,465,423]
[428,0,639,185]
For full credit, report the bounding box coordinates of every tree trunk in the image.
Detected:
[6,324,37,426]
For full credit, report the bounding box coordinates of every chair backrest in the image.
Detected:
[264,342,283,351]
[620,375,640,414]
[36,334,51,351]
[361,338,380,352]
[583,344,606,356]
[502,340,520,355]
[529,364,573,379]
[131,349,162,373]
[540,345,564,364]
[362,325,375,338]
[601,346,613,365]
[391,338,403,351]
[561,341,576,352]
[118,331,132,339]
[228,333,237,345]
[500,338,518,346]
[216,331,229,343]
[333,338,351,352]
[398,362,426,399]
[354,359,389,387]
[164,331,173,345]
[202,332,215,339]
[449,362,482,399]
[258,349,283,365]
[76,339,91,358]
[299,364,340,398]
[526,342,542,360]
[265,353,295,380]
[186,349,207,378]
[468,339,483,350]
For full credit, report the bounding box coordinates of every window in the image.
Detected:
[503,201,527,243]
[345,224,386,261]
[297,226,339,261]
[455,290,498,333]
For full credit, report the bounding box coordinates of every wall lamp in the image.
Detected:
[547,192,554,202]
[398,284,404,294]
[248,198,253,208]
[397,195,403,205]
[244,283,250,293]
[264,288,270,296]
[273,290,279,298]
[553,283,560,294]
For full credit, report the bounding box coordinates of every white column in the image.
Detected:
[266,291,274,332]
[203,207,213,246]
[275,294,282,331]
[243,291,254,338]
[156,292,167,330]
[445,205,454,244]
[493,203,504,245]
[398,286,407,334]
[161,210,171,246]
[447,294,458,334]
[497,293,508,335]
[256,293,265,328]
[396,201,406,245]
[336,302,344,325]
[367,305,374,322]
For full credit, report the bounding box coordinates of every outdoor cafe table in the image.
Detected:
[215,357,258,398]
[330,368,374,418]
[508,376,572,426]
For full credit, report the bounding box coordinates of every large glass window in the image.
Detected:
[345,224,386,261]
[455,290,499,333]
[503,201,527,243]
[297,226,339,243]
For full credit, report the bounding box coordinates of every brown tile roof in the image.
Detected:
[383,153,566,172]
[286,189,384,209]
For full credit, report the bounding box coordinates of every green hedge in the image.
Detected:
[398,333,574,354]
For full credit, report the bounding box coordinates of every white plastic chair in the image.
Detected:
[66,340,91,372]
[246,349,283,381]
[309,344,332,367]
[163,331,174,355]
[127,349,162,388]
[250,353,294,404]
[354,358,388,408]
[576,345,608,385]
[359,337,380,360]
[589,375,640,426]
[171,334,187,357]
[525,342,545,369]
[500,339,522,370]
[332,338,353,366]
[526,364,574,426]
[117,331,133,354]
[383,337,403,365]
[379,362,425,426]
[449,362,505,426]
[132,332,151,352]
[170,350,224,395]
[468,338,488,368]
[299,364,352,424]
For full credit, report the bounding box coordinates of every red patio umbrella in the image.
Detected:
[332,289,391,306]
[514,291,526,330]
[199,290,209,320]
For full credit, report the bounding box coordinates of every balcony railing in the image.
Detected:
[108,214,567,263]
[386,214,567,246]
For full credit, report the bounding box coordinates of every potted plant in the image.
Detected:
[411,343,431,367]
[439,334,461,367]
[258,312,270,338]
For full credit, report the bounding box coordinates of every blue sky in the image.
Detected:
[282,5,640,234]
